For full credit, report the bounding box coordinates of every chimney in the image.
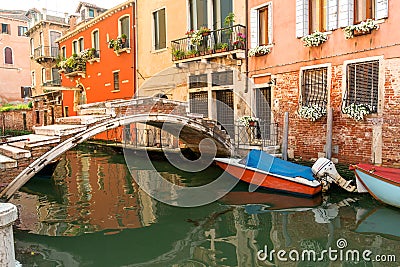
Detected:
[68,15,78,31]
[42,8,47,21]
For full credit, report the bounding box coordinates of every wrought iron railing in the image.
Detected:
[34,46,59,60]
[171,24,246,61]
[235,123,279,149]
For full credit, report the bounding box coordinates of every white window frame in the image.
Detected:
[152,7,167,51]
[4,46,13,65]
[72,40,78,54]
[31,71,36,87]
[61,46,66,59]
[30,38,34,56]
[299,63,332,108]
[342,56,384,114]
[41,68,46,85]
[78,37,84,52]
[118,15,130,48]
[250,2,273,49]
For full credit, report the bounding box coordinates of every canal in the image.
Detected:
[10,145,400,266]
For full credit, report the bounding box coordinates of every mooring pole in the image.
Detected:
[282,112,289,161]
[326,107,333,160]
[0,203,18,267]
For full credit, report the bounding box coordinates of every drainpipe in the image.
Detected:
[244,0,249,93]
[133,0,138,99]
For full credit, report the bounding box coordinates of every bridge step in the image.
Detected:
[6,134,61,149]
[33,124,87,137]
[0,145,31,160]
[78,108,107,116]
[0,154,17,169]
[56,115,111,125]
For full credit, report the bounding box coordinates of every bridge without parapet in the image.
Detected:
[0,97,234,200]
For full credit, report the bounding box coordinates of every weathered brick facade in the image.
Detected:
[0,110,34,132]
[271,58,400,165]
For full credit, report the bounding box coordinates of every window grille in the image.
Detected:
[256,87,272,139]
[300,67,328,108]
[216,90,234,136]
[189,74,208,89]
[212,71,233,86]
[189,92,208,117]
[343,60,379,112]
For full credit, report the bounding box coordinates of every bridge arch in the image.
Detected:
[0,113,233,200]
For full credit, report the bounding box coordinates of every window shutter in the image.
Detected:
[338,0,353,28]
[376,0,388,20]
[268,4,273,44]
[7,24,10,34]
[250,8,258,48]
[296,0,309,38]
[327,0,338,30]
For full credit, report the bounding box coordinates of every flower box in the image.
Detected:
[353,28,372,37]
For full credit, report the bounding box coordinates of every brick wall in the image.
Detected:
[0,109,34,132]
[273,58,400,165]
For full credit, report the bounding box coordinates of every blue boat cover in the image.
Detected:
[242,150,315,181]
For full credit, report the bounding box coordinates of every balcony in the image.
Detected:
[171,25,246,62]
[43,79,61,87]
[34,46,59,63]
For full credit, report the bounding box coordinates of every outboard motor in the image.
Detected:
[312,158,357,192]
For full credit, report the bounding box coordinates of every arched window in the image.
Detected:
[4,47,13,64]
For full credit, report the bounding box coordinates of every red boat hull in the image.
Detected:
[215,161,322,197]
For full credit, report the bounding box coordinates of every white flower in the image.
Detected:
[238,116,259,126]
[301,32,328,47]
[343,19,379,39]
[248,45,271,57]
[298,105,327,121]
[342,103,372,121]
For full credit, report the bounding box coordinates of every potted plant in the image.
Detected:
[301,31,328,47]
[187,49,198,58]
[215,43,228,53]
[238,116,259,127]
[120,33,127,44]
[343,19,379,39]
[342,103,372,121]
[298,104,327,121]
[199,26,211,36]
[172,48,185,60]
[248,45,271,57]
[233,32,246,49]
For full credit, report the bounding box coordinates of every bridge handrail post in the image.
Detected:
[0,203,18,266]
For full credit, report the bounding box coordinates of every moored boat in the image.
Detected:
[351,163,400,208]
[214,150,322,197]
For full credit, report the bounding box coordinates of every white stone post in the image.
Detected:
[0,203,18,267]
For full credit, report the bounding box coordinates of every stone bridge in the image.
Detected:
[0,97,234,200]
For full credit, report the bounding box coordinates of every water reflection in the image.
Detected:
[11,148,400,266]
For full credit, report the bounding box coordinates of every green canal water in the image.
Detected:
[10,146,400,266]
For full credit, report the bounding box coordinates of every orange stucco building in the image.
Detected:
[57,1,136,117]
[247,0,399,165]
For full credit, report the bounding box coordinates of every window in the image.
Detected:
[189,0,208,30]
[4,47,13,64]
[354,0,375,23]
[189,92,208,117]
[32,71,36,87]
[343,60,379,112]
[78,38,84,52]
[81,9,86,21]
[1,23,10,34]
[259,7,269,45]
[61,46,66,59]
[153,8,166,50]
[300,67,328,108]
[41,68,46,84]
[92,30,99,53]
[213,0,233,29]
[89,8,95,18]
[250,3,272,48]
[119,16,130,48]
[212,71,233,86]
[113,72,120,91]
[18,26,28,36]
[189,74,208,88]
[30,38,34,55]
[309,0,327,33]
[72,40,78,54]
